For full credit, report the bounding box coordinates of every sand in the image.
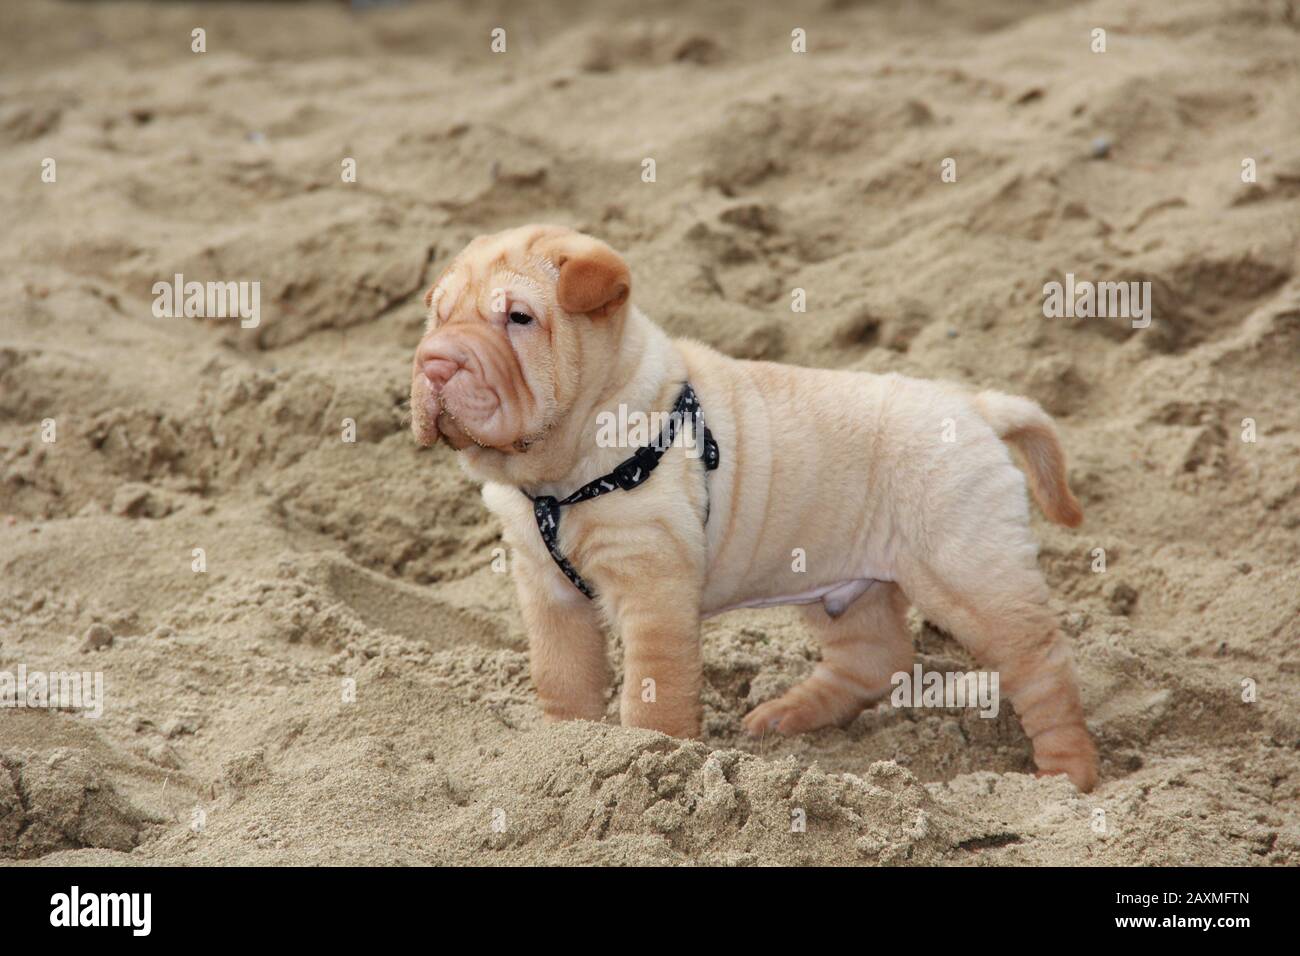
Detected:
[1,0,1297,866]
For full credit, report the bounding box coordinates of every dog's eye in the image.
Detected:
[509,311,533,326]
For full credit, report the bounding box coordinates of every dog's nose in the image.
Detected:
[422,357,459,390]
[416,336,463,390]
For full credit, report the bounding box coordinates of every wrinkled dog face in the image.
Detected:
[410,225,630,456]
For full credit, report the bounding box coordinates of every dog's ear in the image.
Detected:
[539,233,630,319]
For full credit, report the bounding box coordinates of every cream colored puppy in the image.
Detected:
[410,224,1098,792]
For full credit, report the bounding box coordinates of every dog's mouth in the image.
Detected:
[435,404,478,450]
[412,365,513,452]
[441,371,504,446]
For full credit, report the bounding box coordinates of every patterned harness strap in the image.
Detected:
[525,382,720,599]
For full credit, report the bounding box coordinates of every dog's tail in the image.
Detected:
[973,390,1083,528]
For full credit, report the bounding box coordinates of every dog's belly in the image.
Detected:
[703,577,881,619]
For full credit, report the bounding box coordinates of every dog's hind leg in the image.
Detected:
[896,551,1098,792]
[742,582,914,736]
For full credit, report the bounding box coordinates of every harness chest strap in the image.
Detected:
[524,382,720,600]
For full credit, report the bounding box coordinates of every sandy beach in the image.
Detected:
[1,0,1297,865]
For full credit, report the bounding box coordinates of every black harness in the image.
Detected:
[525,382,720,599]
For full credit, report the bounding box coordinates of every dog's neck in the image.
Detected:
[458,305,686,493]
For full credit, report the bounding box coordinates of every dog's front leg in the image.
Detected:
[618,603,703,738]
[513,555,611,723]
[597,565,703,739]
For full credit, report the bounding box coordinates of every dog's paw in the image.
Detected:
[1032,724,1099,792]
[620,695,701,738]
[742,688,841,737]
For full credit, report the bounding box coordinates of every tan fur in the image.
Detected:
[973,391,1084,528]
[410,225,1099,792]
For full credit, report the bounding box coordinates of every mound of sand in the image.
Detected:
[1,0,1297,865]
